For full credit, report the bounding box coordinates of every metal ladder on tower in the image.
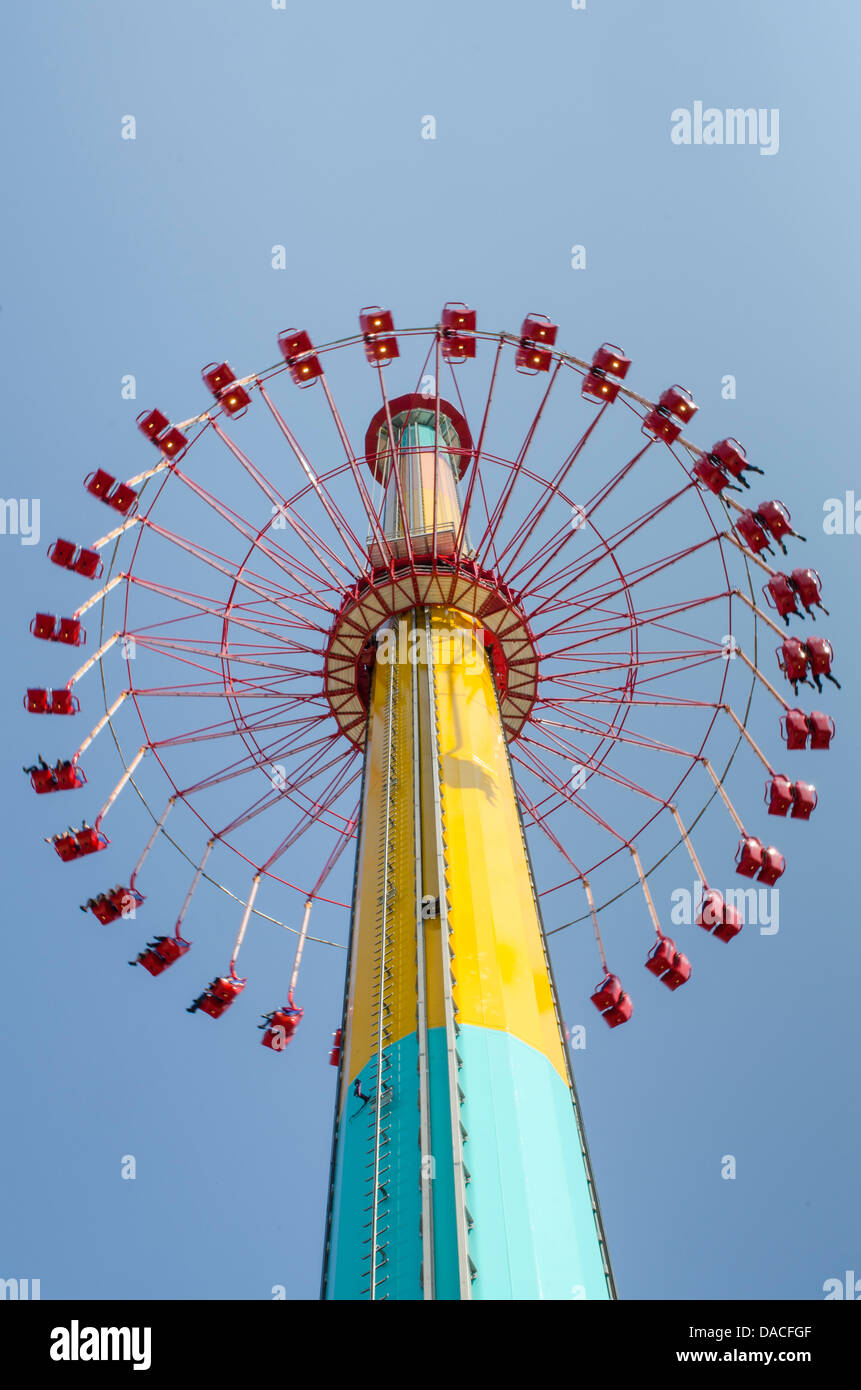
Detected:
[424,608,476,1298]
[411,616,435,1300]
[359,652,399,1300]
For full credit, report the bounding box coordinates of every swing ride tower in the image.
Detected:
[24,303,838,1304]
[320,401,614,1300]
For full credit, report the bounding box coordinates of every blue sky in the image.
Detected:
[2,0,859,1301]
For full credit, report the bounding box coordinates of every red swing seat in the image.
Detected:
[134,935,191,976]
[736,836,763,877]
[278,329,324,385]
[261,1006,304,1051]
[808,711,835,750]
[194,975,246,1018]
[516,314,557,373]
[764,574,799,622]
[790,781,817,820]
[781,709,809,750]
[766,775,794,817]
[757,846,785,885]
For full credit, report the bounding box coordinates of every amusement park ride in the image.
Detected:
[24,305,838,1299]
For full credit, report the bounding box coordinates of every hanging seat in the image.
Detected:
[515,314,557,373]
[188,975,246,1018]
[278,329,324,386]
[84,470,137,514]
[24,688,80,715]
[581,343,630,403]
[757,500,801,550]
[790,780,817,820]
[764,574,799,623]
[48,539,103,579]
[87,885,144,923]
[662,950,692,990]
[735,510,772,555]
[440,303,478,363]
[766,775,794,817]
[781,708,809,750]
[131,934,191,976]
[790,567,826,616]
[590,973,622,1012]
[736,835,763,877]
[50,832,82,862]
[694,457,735,495]
[805,635,840,690]
[590,974,633,1027]
[602,992,633,1027]
[777,637,809,690]
[645,936,691,991]
[31,613,56,641]
[49,824,108,861]
[260,1005,304,1051]
[757,846,785,885]
[807,711,835,750]
[76,826,108,856]
[29,759,85,793]
[645,936,676,977]
[696,889,743,942]
[710,437,761,482]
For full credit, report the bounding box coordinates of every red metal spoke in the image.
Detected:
[178,729,345,798]
[256,382,369,569]
[192,737,353,808]
[516,783,587,881]
[318,376,393,565]
[522,483,697,614]
[217,744,360,840]
[206,420,357,591]
[172,461,347,607]
[494,406,610,575]
[131,683,328,703]
[536,592,729,656]
[472,360,563,568]
[510,741,629,844]
[151,710,331,751]
[137,519,332,634]
[128,642,318,694]
[520,728,681,806]
[529,535,721,628]
[534,707,714,760]
[126,575,326,646]
[307,810,361,897]
[130,635,319,680]
[259,754,364,870]
[454,338,504,555]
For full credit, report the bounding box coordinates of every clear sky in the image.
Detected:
[2,0,859,1301]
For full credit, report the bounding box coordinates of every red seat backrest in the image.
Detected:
[73,548,102,579]
[56,618,82,645]
[110,483,137,514]
[50,690,76,715]
[808,711,834,750]
[782,709,809,750]
[86,469,115,499]
[32,613,56,640]
[50,539,76,567]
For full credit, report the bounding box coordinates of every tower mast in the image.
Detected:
[321,402,614,1299]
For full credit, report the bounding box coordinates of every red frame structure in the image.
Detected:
[24,305,838,1030]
